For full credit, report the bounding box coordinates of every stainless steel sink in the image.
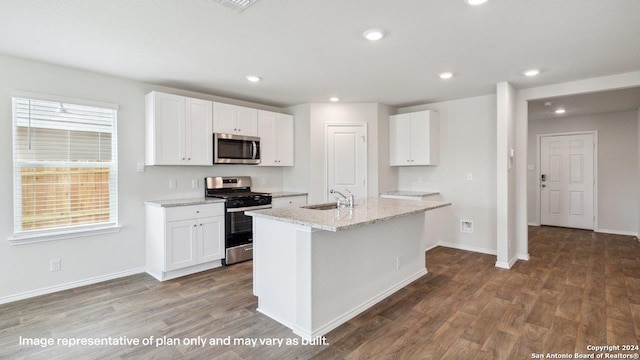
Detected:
[301,202,339,210]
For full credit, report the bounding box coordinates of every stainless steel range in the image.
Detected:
[204,176,271,265]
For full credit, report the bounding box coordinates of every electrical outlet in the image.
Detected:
[466,173,473,181]
[50,258,61,272]
[191,179,199,189]
[460,220,473,233]
[136,162,145,173]
[396,256,401,269]
[169,180,177,189]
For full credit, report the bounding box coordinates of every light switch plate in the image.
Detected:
[466,173,473,181]
[136,162,145,173]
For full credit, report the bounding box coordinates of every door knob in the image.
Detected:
[541,184,546,188]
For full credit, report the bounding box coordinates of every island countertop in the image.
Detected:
[246,196,451,232]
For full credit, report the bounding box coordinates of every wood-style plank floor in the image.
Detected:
[1,226,639,359]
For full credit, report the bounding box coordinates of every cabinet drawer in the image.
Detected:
[165,203,224,222]
[272,195,307,208]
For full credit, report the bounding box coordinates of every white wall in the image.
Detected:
[496,82,518,268]
[376,103,398,193]
[0,56,289,302]
[285,103,386,204]
[397,95,498,255]
[527,111,639,235]
[638,108,640,237]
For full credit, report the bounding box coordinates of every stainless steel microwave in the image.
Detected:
[213,133,261,164]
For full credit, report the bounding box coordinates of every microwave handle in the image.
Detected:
[252,141,257,160]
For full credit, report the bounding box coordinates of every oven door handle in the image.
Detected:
[227,205,272,213]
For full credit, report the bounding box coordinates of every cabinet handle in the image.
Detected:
[196,210,200,213]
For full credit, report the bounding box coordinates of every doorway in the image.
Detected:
[324,124,367,201]
[538,132,596,230]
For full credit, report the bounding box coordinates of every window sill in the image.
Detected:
[8,225,123,245]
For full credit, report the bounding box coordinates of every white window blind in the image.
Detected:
[12,95,118,237]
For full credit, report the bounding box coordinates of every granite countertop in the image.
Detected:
[380,190,439,197]
[144,197,225,207]
[270,191,308,198]
[246,196,451,232]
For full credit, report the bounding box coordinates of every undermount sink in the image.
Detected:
[301,202,340,210]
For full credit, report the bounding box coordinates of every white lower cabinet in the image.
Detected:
[271,195,307,208]
[146,202,224,281]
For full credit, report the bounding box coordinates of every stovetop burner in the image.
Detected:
[204,176,272,209]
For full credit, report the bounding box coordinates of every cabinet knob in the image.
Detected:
[234,128,237,131]
[193,224,197,228]
[182,158,185,160]
[196,210,200,213]
[188,158,191,160]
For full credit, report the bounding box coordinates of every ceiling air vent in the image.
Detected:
[211,0,260,12]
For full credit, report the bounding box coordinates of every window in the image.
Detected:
[12,93,118,240]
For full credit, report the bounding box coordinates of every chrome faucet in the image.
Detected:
[330,189,355,208]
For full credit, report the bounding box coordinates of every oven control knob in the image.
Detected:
[258,198,269,205]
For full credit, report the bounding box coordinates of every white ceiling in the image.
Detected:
[528,87,640,121]
[1,0,639,108]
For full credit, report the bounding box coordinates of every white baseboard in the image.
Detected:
[424,243,439,252]
[518,253,530,261]
[438,241,497,256]
[495,255,518,269]
[0,267,145,305]
[595,228,638,237]
[290,269,428,340]
[528,222,540,226]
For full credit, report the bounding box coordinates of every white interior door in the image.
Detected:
[540,133,595,230]
[326,124,367,201]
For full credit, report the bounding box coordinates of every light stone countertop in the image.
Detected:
[380,190,439,197]
[270,191,308,198]
[144,197,225,207]
[246,196,451,232]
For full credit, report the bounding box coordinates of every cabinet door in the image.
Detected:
[257,110,277,166]
[165,219,198,271]
[150,92,186,165]
[410,111,430,165]
[185,97,213,165]
[389,113,411,166]
[275,113,294,166]
[198,216,224,263]
[410,110,438,165]
[213,102,237,135]
[236,106,258,136]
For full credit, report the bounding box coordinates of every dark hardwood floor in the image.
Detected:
[1,226,639,359]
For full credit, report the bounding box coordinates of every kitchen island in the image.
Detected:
[246,196,451,339]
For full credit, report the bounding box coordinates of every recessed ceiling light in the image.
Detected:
[555,108,566,114]
[543,102,552,107]
[246,75,261,82]
[329,97,340,102]
[439,72,454,79]
[363,29,384,41]
[523,69,540,77]
[465,0,488,5]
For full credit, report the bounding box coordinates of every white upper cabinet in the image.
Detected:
[213,102,258,137]
[185,97,213,165]
[389,110,439,166]
[257,110,294,166]
[145,91,213,166]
